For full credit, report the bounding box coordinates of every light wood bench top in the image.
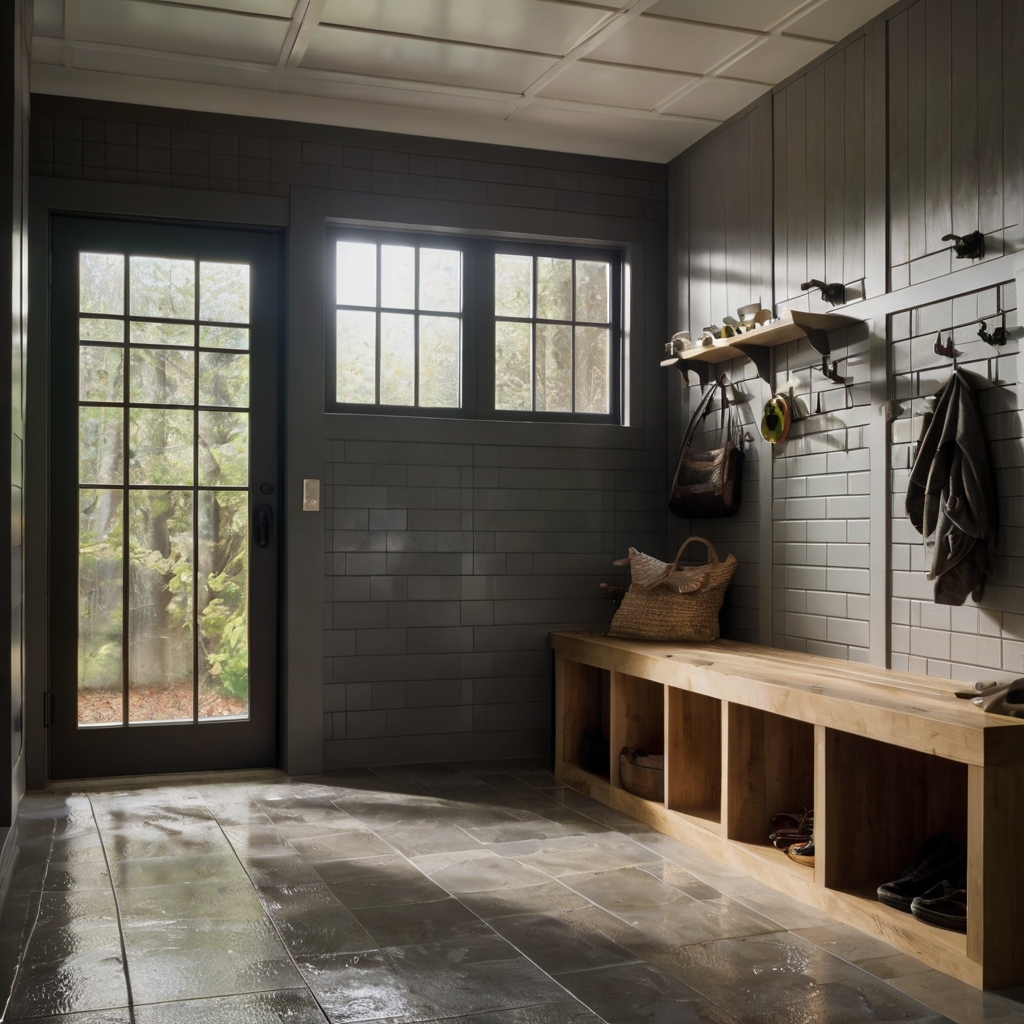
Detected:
[551,632,1024,767]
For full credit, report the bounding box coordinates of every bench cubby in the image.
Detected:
[552,631,1024,989]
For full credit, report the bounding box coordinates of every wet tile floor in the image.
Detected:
[2,760,1024,1024]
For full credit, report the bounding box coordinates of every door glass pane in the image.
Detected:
[336,309,376,404]
[130,348,194,406]
[80,408,123,484]
[80,317,122,343]
[535,323,572,412]
[494,254,531,318]
[200,326,249,350]
[128,489,194,723]
[129,408,194,486]
[199,352,249,408]
[495,321,531,411]
[130,321,193,347]
[80,253,124,315]
[198,490,248,720]
[419,249,461,312]
[198,411,248,486]
[80,346,124,403]
[130,257,195,319]
[380,313,414,406]
[536,258,572,321]
[575,261,609,324]
[79,488,123,726]
[381,246,415,309]
[419,316,459,408]
[575,326,609,414]
[200,262,249,324]
[337,242,376,307]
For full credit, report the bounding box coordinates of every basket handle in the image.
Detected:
[667,536,720,572]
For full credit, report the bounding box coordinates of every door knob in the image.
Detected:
[256,504,273,548]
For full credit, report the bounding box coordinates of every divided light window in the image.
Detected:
[327,230,621,423]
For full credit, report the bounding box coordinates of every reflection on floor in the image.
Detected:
[1,760,1023,1023]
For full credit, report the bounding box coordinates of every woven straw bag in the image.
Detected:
[608,537,737,642]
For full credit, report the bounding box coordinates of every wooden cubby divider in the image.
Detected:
[552,631,1024,990]
[666,688,720,824]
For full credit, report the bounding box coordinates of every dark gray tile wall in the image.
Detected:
[28,96,667,222]
[30,94,669,771]
[321,437,666,768]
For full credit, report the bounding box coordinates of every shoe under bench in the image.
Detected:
[551,630,1024,989]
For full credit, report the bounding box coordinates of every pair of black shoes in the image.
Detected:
[876,832,967,933]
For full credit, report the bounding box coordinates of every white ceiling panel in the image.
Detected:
[319,0,610,56]
[78,0,289,63]
[723,34,832,84]
[33,0,63,38]
[303,24,557,93]
[661,76,768,120]
[588,15,756,75]
[512,103,712,163]
[646,0,807,33]
[539,60,696,111]
[785,0,894,41]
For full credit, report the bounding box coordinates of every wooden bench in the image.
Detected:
[551,631,1024,989]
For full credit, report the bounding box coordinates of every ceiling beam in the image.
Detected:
[510,0,663,115]
[279,0,326,68]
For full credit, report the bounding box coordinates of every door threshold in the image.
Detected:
[46,767,286,792]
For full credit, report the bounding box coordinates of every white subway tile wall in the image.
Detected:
[322,438,666,768]
[770,325,872,661]
[890,281,1021,682]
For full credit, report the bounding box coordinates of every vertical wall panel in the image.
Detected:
[950,0,979,239]
[805,65,826,300]
[924,0,954,255]
[843,38,866,287]
[823,52,846,293]
[977,0,1003,235]
[889,12,910,272]
[786,79,808,306]
[907,1,929,263]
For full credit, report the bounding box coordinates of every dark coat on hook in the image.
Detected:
[906,370,995,605]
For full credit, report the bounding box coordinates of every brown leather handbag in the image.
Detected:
[669,378,744,519]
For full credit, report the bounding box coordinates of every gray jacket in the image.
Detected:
[905,370,995,605]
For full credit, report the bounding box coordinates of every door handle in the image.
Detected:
[256,504,273,549]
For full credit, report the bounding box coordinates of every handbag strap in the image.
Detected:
[680,378,722,452]
[652,536,720,585]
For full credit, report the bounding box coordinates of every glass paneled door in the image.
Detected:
[49,218,281,779]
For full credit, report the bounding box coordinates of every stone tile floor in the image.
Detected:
[1,758,1023,1023]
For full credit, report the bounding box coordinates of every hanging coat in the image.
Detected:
[905,369,996,605]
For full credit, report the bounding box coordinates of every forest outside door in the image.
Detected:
[49,217,281,779]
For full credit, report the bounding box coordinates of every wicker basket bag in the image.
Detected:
[608,537,737,642]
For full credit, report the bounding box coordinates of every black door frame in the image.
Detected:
[48,214,284,779]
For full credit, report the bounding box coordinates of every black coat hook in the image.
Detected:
[978,320,1007,347]
[801,279,846,306]
[933,331,958,365]
[816,355,846,384]
[941,231,985,260]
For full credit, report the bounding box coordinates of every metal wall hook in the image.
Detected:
[800,278,847,306]
[816,355,846,384]
[933,331,959,366]
[978,320,1008,347]
[941,231,985,260]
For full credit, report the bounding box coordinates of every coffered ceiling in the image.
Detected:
[31,0,894,163]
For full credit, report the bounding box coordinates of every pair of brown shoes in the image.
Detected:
[769,809,814,867]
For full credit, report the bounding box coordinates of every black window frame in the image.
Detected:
[325,227,623,425]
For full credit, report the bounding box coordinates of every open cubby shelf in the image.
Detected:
[553,632,1024,990]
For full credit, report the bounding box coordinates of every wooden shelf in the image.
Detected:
[552,631,1024,990]
[670,309,861,384]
